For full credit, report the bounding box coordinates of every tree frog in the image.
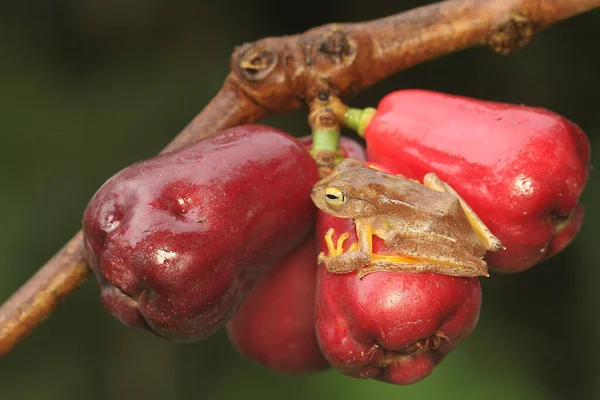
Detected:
[311,158,503,278]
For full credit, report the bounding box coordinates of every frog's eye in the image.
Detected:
[325,187,346,207]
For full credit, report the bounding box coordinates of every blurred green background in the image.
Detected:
[1,1,599,399]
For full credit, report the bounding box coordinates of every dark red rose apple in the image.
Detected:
[225,137,366,373]
[314,160,481,384]
[226,235,329,374]
[363,89,590,273]
[82,125,319,341]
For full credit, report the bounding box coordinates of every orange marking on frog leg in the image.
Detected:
[370,253,423,263]
[358,257,488,278]
[357,251,433,278]
[371,252,480,271]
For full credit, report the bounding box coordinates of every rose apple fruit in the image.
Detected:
[314,162,482,385]
[362,89,590,272]
[82,125,319,341]
[225,137,366,373]
[226,235,329,374]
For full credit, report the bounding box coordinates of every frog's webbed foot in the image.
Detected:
[357,253,488,279]
[317,228,370,274]
[423,173,503,252]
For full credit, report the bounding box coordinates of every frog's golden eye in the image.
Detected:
[325,187,346,207]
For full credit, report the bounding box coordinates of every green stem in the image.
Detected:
[311,127,341,154]
[344,107,376,137]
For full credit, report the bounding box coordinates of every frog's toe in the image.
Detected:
[322,228,354,257]
[335,232,350,256]
[324,228,336,255]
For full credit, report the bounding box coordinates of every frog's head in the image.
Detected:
[310,158,378,218]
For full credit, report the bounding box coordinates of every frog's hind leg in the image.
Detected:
[423,173,503,252]
[357,257,486,279]
[367,234,489,278]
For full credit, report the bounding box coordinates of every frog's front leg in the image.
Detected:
[317,220,373,274]
[423,173,503,252]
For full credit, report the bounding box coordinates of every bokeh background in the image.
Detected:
[1,1,599,399]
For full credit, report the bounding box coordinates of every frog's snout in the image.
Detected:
[310,184,325,209]
[310,185,320,203]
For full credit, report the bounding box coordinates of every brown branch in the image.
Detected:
[1,0,598,357]
[162,80,267,153]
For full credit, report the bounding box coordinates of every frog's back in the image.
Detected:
[380,175,477,241]
[378,174,460,216]
[350,165,472,233]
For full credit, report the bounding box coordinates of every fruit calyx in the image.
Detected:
[404,331,450,354]
[343,107,377,137]
[357,330,451,369]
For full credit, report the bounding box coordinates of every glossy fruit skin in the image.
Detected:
[314,208,481,385]
[82,125,319,341]
[365,89,590,272]
[224,137,365,374]
[226,235,329,374]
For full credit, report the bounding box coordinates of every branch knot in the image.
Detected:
[488,12,535,55]
[319,30,354,61]
[237,46,278,82]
